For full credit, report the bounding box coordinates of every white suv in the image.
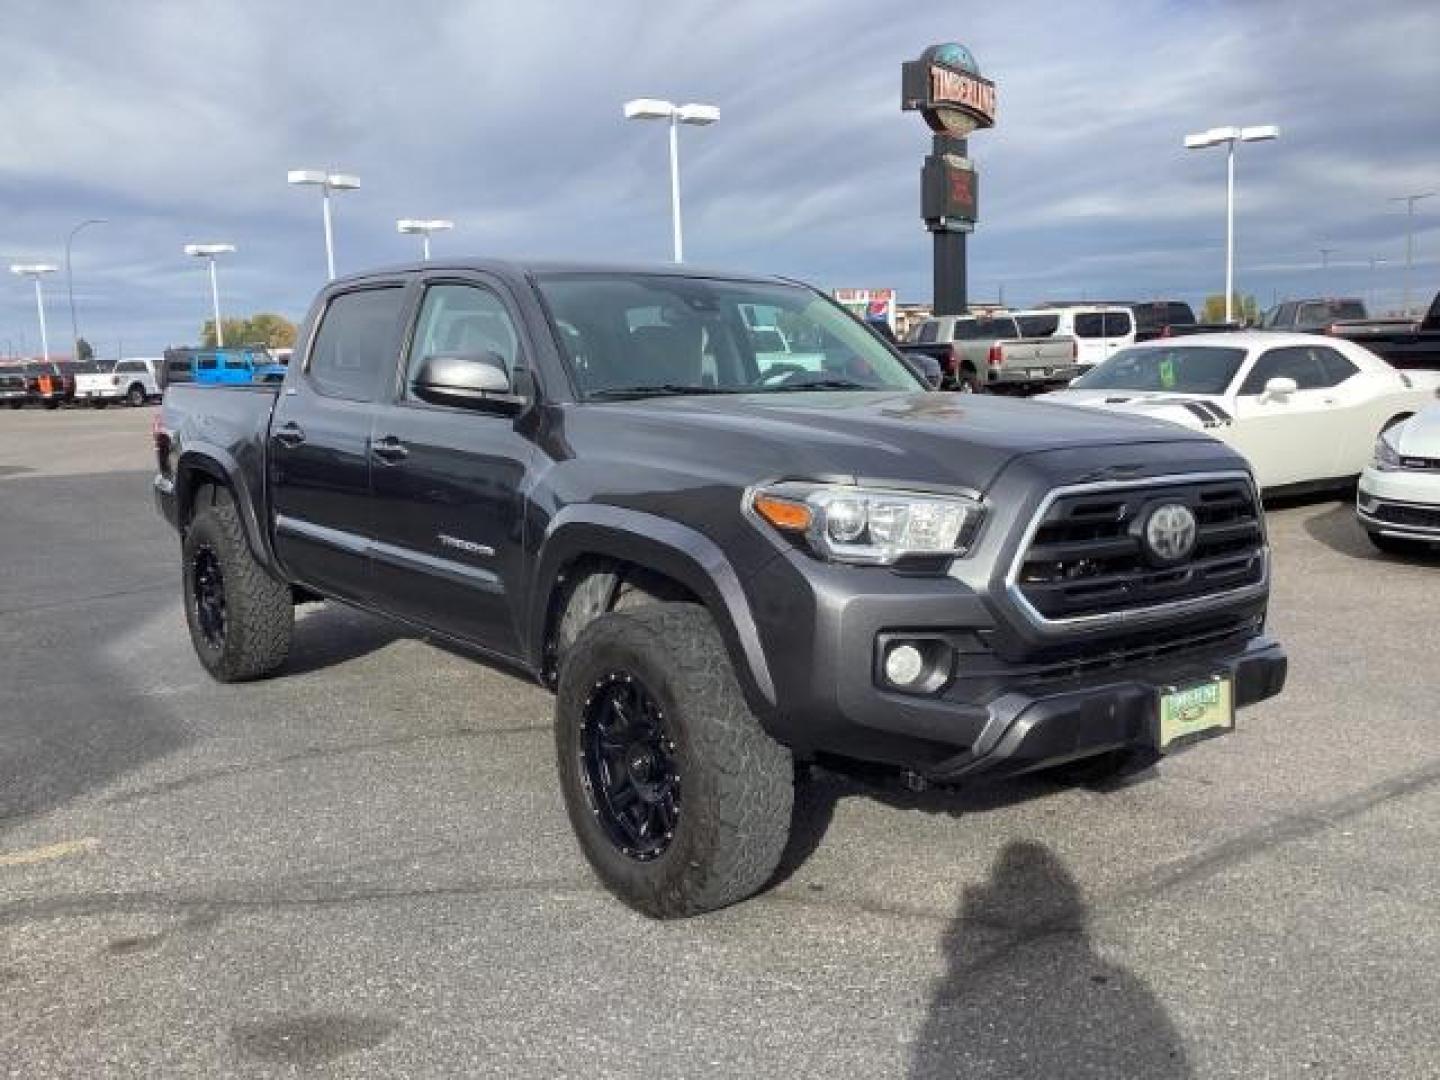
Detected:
[1015,306,1135,371]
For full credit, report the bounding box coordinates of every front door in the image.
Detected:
[366,277,534,657]
[1227,345,1344,487]
[270,283,410,603]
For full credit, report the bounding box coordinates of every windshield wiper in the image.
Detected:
[762,377,875,391]
[589,383,739,400]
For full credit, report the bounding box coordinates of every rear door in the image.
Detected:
[269,281,410,603]
[365,274,535,656]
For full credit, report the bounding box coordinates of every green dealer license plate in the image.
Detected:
[1159,677,1234,751]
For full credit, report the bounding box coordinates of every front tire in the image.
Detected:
[126,383,147,407]
[556,604,793,918]
[182,485,293,681]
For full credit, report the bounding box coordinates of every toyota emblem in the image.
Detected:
[1143,503,1198,563]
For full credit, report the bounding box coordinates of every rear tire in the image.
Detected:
[182,485,293,681]
[42,400,59,410]
[8,400,25,410]
[955,371,983,394]
[555,604,793,918]
[126,383,147,407]
[91,400,108,410]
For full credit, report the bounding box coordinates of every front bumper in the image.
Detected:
[1357,466,1440,540]
[921,635,1285,781]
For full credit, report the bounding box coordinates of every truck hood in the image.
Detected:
[1393,402,1440,457]
[567,390,1216,493]
[1038,388,1225,431]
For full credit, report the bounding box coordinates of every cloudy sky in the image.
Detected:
[1,0,1437,356]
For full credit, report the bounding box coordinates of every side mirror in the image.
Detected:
[903,351,944,389]
[412,351,519,410]
[1263,376,1298,401]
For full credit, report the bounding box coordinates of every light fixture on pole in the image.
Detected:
[183,244,236,347]
[65,218,108,356]
[622,98,720,262]
[1387,191,1435,315]
[287,169,361,280]
[10,264,58,362]
[396,219,454,260]
[1183,124,1279,323]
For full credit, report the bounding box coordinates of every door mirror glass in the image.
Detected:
[412,351,516,409]
[1263,376,1298,400]
[903,352,944,388]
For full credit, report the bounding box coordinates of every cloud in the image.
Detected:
[0,0,1437,355]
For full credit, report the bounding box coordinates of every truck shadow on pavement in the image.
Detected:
[907,840,1190,1079]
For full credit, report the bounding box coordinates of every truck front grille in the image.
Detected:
[1012,474,1266,623]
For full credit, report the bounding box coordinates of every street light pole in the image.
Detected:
[1388,191,1435,315]
[1184,124,1279,323]
[396,219,454,260]
[288,170,361,280]
[1319,247,1337,271]
[65,218,107,356]
[183,244,236,347]
[10,264,58,363]
[1368,255,1388,313]
[623,99,721,263]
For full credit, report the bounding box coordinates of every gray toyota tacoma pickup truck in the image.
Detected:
[154,259,1287,917]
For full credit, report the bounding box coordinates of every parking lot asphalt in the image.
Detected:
[2,405,1439,1079]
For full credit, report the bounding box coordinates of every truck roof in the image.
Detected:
[334,258,794,288]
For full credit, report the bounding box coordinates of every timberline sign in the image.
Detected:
[902,42,997,137]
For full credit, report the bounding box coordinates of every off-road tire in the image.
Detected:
[182,485,293,681]
[555,603,793,918]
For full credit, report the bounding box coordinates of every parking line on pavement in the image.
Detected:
[0,838,100,868]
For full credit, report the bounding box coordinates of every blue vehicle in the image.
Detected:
[192,347,287,385]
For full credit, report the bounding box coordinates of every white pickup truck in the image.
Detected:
[75,358,162,408]
[903,313,1080,393]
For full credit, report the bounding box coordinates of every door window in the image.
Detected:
[915,321,938,344]
[404,284,521,401]
[1239,347,1331,394]
[1315,347,1360,386]
[308,287,407,401]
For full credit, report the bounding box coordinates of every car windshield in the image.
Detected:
[1296,300,1365,328]
[1071,346,1248,394]
[536,274,923,398]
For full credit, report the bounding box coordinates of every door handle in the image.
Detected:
[371,435,409,463]
[273,422,306,448]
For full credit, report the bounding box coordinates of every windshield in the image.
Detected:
[536,274,924,398]
[1071,345,1247,394]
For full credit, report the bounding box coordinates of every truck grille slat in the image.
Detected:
[1014,477,1267,621]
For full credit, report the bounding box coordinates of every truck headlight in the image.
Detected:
[749,482,985,564]
[1373,430,1403,471]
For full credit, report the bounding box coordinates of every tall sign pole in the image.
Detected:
[902,44,997,316]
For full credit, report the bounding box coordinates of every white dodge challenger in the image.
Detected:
[1042,332,1438,492]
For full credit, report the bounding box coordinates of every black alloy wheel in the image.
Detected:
[578,671,681,861]
[191,545,227,650]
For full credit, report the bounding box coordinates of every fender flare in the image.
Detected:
[175,446,280,575]
[528,505,777,712]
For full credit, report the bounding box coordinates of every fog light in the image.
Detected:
[884,643,926,687]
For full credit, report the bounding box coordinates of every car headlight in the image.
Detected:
[1373,430,1403,471]
[748,482,985,564]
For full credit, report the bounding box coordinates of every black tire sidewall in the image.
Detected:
[181,504,235,680]
[556,621,721,917]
